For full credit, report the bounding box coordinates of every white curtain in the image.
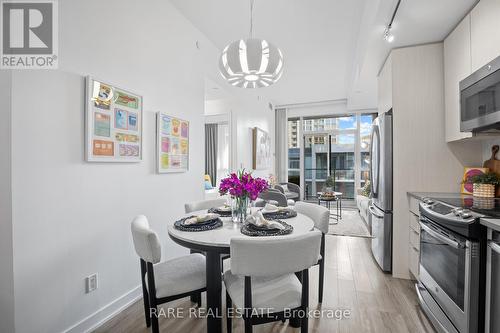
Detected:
[275,108,288,183]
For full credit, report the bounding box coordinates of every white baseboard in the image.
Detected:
[63,285,142,333]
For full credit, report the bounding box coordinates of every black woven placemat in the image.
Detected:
[174,216,223,232]
[208,207,232,217]
[240,220,293,237]
[262,209,297,219]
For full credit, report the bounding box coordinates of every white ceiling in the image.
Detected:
[171,0,478,108]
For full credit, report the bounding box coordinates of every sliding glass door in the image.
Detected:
[329,132,356,198]
[303,134,329,198]
[288,113,376,200]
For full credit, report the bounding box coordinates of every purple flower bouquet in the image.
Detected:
[219,170,269,222]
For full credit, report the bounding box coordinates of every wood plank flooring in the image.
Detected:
[93,236,436,333]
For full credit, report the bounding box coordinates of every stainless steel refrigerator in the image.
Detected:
[369,110,393,272]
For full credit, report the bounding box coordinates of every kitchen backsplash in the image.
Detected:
[482,138,500,161]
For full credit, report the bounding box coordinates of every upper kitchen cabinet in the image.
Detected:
[378,54,393,114]
[471,0,500,72]
[444,15,473,142]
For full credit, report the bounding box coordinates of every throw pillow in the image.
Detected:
[361,181,371,197]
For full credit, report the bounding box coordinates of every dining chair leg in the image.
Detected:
[244,320,253,333]
[142,290,151,327]
[301,315,308,333]
[150,305,159,333]
[193,292,202,307]
[140,260,151,327]
[226,291,232,333]
[318,259,325,303]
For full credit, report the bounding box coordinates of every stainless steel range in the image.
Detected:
[416,197,487,333]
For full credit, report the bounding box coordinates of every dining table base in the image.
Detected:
[206,251,223,333]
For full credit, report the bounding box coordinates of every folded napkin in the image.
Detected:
[262,203,288,213]
[184,213,219,225]
[245,211,285,230]
[216,205,231,212]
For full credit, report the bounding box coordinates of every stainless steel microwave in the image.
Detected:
[460,55,500,132]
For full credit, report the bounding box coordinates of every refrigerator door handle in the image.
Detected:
[369,204,384,219]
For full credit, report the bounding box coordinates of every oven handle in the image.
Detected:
[419,221,464,249]
[489,240,500,253]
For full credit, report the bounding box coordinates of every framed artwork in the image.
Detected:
[85,77,143,162]
[252,127,271,170]
[461,167,489,194]
[157,112,189,173]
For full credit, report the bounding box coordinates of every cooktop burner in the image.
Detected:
[436,196,500,218]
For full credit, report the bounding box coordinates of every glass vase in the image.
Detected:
[231,196,250,223]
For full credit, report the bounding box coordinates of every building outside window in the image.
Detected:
[287,113,376,200]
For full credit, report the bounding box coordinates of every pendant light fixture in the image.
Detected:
[218,0,284,88]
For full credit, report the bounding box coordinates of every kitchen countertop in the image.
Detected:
[407,192,474,200]
[480,218,500,231]
[408,191,500,231]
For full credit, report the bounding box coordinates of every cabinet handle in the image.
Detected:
[489,241,500,254]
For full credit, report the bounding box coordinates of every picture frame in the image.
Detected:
[85,76,143,162]
[156,112,189,173]
[252,127,271,170]
[461,167,489,194]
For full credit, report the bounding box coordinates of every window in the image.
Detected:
[287,118,300,185]
[287,113,377,200]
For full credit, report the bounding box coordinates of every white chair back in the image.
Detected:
[184,198,227,213]
[294,201,329,234]
[230,230,321,277]
[131,215,162,264]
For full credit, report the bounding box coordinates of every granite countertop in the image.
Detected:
[407,192,473,200]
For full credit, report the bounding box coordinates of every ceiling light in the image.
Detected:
[383,27,394,43]
[383,0,400,44]
[218,0,284,88]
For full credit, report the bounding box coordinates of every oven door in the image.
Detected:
[419,216,479,333]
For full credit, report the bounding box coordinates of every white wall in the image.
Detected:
[0,71,15,333]
[205,97,274,178]
[482,138,500,162]
[8,1,227,332]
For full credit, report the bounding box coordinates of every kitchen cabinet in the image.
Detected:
[484,225,500,333]
[408,205,420,279]
[378,44,467,279]
[444,15,472,142]
[471,0,500,72]
[443,0,500,142]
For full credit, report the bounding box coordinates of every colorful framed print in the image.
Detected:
[461,167,489,194]
[85,76,143,162]
[156,112,189,173]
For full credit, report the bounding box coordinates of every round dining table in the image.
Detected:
[167,209,315,333]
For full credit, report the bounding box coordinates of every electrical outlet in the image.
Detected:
[85,273,98,293]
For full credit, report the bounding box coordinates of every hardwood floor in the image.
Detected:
[94,236,436,333]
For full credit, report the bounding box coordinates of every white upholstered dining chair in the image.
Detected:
[294,201,329,303]
[224,230,322,333]
[184,198,227,213]
[131,215,206,333]
[184,198,231,267]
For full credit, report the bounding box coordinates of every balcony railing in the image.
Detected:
[304,168,355,181]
